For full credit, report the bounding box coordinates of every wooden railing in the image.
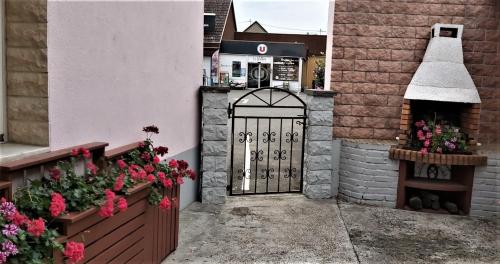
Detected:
[0,141,179,263]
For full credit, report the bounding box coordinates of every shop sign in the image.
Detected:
[257,44,268,54]
[273,57,299,81]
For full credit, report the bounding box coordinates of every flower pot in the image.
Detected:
[53,182,180,263]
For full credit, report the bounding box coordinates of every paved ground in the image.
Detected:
[163,195,498,264]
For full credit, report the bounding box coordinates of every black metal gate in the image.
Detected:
[228,87,306,195]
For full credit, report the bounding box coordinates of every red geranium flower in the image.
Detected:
[11,212,28,226]
[154,146,169,156]
[27,218,45,237]
[71,148,79,156]
[157,172,166,181]
[187,169,196,180]
[144,164,155,173]
[159,197,171,210]
[116,159,127,169]
[49,192,66,217]
[117,198,128,212]
[64,241,85,264]
[79,148,91,159]
[141,152,151,162]
[168,159,178,169]
[49,167,61,181]
[178,160,189,171]
[147,174,156,183]
[176,177,184,185]
[86,162,97,175]
[113,174,125,191]
[153,156,160,164]
[162,178,173,188]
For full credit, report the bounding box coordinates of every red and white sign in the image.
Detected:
[257,44,268,54]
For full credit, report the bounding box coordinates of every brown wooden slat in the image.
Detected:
[62,197,147,237]
[83,214,145,260]
[127,249,145,264]
[109,237,145,264]
[0,142,108,173]
[68,202,146,247]
[87,226,145,264]
[174,185,180,250]
[104,142,141,160]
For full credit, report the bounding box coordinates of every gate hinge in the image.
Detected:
[226,185,231,191]
[227,102,232,118]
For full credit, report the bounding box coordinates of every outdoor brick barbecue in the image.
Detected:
[389,24,488,215]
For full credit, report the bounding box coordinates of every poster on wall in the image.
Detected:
[273,57,299,81]
[211,50,219,84]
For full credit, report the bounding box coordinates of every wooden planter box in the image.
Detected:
[54,183,180,263]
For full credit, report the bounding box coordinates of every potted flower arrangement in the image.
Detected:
[3,126,195,263]
[411,119,468,154]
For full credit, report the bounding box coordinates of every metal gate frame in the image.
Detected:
[228,87,307,195]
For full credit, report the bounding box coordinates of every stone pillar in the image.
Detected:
[304,89,335,199]
[200,86,229,204]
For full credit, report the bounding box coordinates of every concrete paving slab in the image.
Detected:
[163,195,357,263]
[339,202,499,264]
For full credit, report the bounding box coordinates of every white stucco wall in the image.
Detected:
[47,0,203,156]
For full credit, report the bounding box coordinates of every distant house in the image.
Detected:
[242,21,268,33]
[203,0,236,84]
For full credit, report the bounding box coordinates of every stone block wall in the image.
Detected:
[200,87,229,204]
[331,0,499,145]
[470,152,499,218]
[304,90,335,199]
[5,0,48,145]
[338,139,399,207]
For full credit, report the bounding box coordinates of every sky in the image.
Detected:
[233,0,329,35]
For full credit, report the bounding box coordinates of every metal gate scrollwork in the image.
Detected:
[228,87,306,195]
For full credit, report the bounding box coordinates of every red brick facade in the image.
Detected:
[330,0,499,145]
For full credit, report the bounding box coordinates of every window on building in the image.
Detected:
[232,61,241,77]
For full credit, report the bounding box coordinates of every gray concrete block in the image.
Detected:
[304,184,332,199]
[203,109,227,125]
[307,141,333,155]
[202,156,215,172]
[203,141,227,156]
[307,155,333,170]
[203,125,228,141]
[202,187,226,204]
[306,95,333,111]
[215,156,227,172]
[308,110,333,126]
[203,93,228,109]
[306,170,332,185]
[307,126,332,141]
[202,172,227,188]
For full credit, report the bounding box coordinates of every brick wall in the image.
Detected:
[5,0,48,145]
[330,0,499,145]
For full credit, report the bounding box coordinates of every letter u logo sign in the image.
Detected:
[257,44,267,54]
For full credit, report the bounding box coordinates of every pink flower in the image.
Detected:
[153,156,160,164]
[11,212,28,226]
[168,159,178,169]
[27,218,45,237]
[80,148,91,159]
[144,164,155,173]
[176,177,184,185]
[162,178,173,189]
[113,173,125,191]
[419,148,428,154]
[157,172,166,181]
[187,169,196,180]
[435,125,442,135]
[424,140,430,148]
[138,170,147,180]
[49,167,61,181]
[417,130,425,141]
[117,198,128,212]
[116,159,127,169]
[49,192,66,217]
[64,241,85,264]
[426,132,432,139]
[86,162,97,175]
[159,197,171,210]
[147,174,156,183]
[104,189,116,201]
[141,152,151,161]
[71,148,79,157]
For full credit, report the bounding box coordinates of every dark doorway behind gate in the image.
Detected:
[229,88,306,195]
